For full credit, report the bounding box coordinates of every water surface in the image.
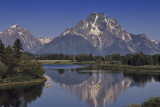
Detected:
[1,64,160,107]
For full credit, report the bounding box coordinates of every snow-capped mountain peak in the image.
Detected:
[10,24,19,29]
[61,12,132,50]
[0,24,43,53]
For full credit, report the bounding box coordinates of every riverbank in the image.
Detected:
[0,75,47,88]
[100,64,160,72]
[37,60,95,65]
[37,60,160,72]
[127,97,160,107]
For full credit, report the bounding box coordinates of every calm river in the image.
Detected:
[1,64,160,107]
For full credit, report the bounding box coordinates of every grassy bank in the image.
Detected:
[0,75,47,88]
[38,60,96,65]
[100,64,160,72]
[37,60,160,72]
[126,97,160,107]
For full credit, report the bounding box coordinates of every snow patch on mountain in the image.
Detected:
[0,24,43,53]
[89,14,101,35]
[151,40,159,44]
[10,24,19,29]
[39,37,54,44]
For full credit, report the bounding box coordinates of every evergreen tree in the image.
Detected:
[13,39,23,63]
[0,40,5,61]
[89,53,93,61]
[3,46,15,74]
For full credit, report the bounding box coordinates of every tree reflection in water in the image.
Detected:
[0,83,44,107]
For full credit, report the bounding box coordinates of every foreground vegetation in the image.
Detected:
[126,97,160,107]
[0,39,46,87]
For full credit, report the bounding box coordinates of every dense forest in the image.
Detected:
[36,53,160,66]
[0,39,44,80]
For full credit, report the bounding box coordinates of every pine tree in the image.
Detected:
[89,53,93,61]
[0,40,5,62]
[12,39,23,73]
[3,46,15,74]
[13,39,23,63]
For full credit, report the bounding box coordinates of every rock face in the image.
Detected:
[38,13,160,55]
[38,34,98,55]
[0,24,42,53]
[1,13,160,55]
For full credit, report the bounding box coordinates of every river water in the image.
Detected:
[1,64,160,107]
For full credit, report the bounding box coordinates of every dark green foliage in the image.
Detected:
[89,53,93,61]
[76,54,92,62]
[122,52,160,66]
[36,53,73,61]
[128,97,160,107]
[122,54,134,65]
[2,46,16,74]
[141,97,160,107]
[0,39,44,79]
[111,54,122,61]
[21,60,44,78]
[13,39,23,59]
[0,61,7,79]
[0,40,5,61]
[36,52,160,66]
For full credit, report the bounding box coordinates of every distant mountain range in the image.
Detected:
[0,13,160,55]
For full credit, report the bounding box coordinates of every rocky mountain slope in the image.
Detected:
[37,13,160,55]
[0,24,43,53]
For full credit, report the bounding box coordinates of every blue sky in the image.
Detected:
[0,0,160,41]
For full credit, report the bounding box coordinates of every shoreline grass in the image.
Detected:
[0,75,47,88]
[38,60,96,65]
[126,97,160,107]
[100,64,160,73]
[37,60,160,72]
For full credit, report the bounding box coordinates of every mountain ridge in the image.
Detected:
[37,12,160,55]
[0,24,43,53]
[0,13,160,55]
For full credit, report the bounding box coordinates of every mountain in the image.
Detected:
[0,24,43,53]
[39,37,54,44]
[37,13,160,55]
[151,40,160,47]
[37,34,97,55]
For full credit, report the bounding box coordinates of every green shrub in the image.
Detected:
[0,61,7,80]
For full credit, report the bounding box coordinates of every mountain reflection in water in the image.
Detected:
[1,65,160,107]
[45,66,160,107]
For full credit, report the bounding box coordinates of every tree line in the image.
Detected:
[36,52,160,66]
[0,39,44,80]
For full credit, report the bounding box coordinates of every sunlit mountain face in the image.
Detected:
[37,13,160,55]
[1,13,160,55]
[45,67,159,107]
